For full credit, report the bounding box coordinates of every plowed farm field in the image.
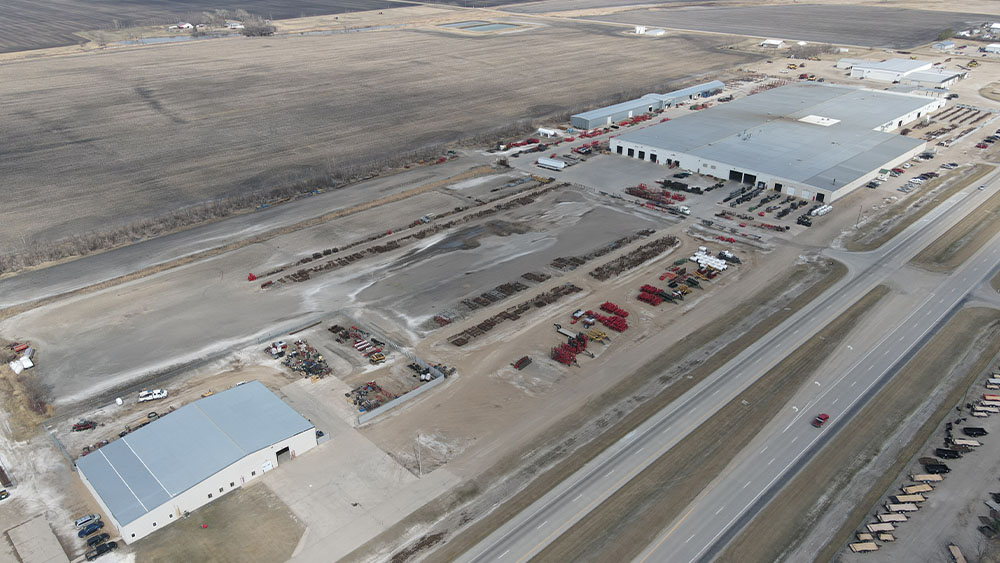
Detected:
[0,25,752,252]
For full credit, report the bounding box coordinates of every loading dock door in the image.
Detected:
[743,173,757,185]
[729,170,743,182]
[786,187,796,197]
[816,193,825,203]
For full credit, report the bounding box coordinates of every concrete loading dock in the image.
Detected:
[610,83,944,202]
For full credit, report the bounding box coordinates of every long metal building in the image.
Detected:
[570,80,724,130]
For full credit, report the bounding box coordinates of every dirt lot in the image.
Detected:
[579,5,995,48]
[364,255,846,562]
[0,21,751,254]
[718,307,1000,563]
[845,164,996,252]
[135,480,303,563]
[531,285,888,563]
[910,186,1000,272]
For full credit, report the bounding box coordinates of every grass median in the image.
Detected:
[531,285,888,563]
[351,259,848,563]
[847,164,995,252]
[910,185,1000,272]
[718,307,1000,563]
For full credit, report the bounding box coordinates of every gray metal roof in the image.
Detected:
[904,69,962,83]
[615,83,930,191]
[77,381,312,526]
[573,81,725,120]
[852,58,929,73]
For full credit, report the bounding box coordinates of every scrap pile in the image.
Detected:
[461,280,530,311]
[550,230,656,271]
[588,235,679,281]
[448,283,583,346]
[347,381,398,413]
[282,340,331,377]
[259,182,568,288]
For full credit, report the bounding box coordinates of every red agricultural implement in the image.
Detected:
[599,302,629,318]
[638,292,663,306]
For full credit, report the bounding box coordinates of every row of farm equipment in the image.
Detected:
[329,325,387,365]
[851,366,1000,555]
[549,323,609,366]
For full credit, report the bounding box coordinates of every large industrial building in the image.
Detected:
[610,83,944,202]
[570,81,723,130]
[77,381,316,543]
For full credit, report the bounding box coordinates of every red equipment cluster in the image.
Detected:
[599,301,629,317]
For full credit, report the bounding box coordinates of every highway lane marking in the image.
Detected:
[791,436,799,444]
[651,195,1000,563]
[760,446,768,454]
[868,365,874,370]
[573,494,582,502]
[499,550,509,559]
[606,470,614,477]
[925,309,932,316]
[536,521,548,530]
[939,298,945,303]
[831,398,839,405]
[715,504,726,515]
[851,380,857,387]
[637,447,644,454]
[768,457,776,465]
[686,534,696,544]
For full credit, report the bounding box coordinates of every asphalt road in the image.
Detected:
[456,168,1000,563]
[0,158,476,310]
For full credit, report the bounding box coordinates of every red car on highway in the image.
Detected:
[811,413,830,428]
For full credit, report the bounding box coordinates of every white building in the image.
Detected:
[986,44,1000,54]
[843,58,963,89]
[760,39,785,48]
[609,83,943,203]
[77,381,316,544]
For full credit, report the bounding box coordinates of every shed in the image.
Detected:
[760,39,784,48]
[986,44,1000,54]
[932,40,955,50]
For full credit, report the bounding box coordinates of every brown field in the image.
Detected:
[0,0,425,53]
[910,186,1000,272]
[719,307,1000,563]
[0,23,752,254]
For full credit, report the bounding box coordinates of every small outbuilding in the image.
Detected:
[760,39,785,48]
[986,44,1000,54]
[932,40,955,51]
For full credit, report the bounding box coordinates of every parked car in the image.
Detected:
[86,533,110,547]
[923,463,951,474]
[977,143,989,149]
[77,521,104,538]
[812,413,830,427]
[902,162,912,168]
[85,541,118,561]
[137,389,167,402]
[74,514,99,528]
[979,185,987,191]
[0,490,9,501]
[72,420,96,432]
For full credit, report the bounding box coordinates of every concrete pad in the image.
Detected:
[5,515,69,563]
[269,379,460,562]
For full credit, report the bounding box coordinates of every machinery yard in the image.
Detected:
[2,2,1000,563]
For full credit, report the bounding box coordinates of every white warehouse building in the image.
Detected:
[610,83,944,203]
[843,58,964,88]
[76,381,316,543]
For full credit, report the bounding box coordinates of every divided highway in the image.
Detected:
[457,168,1000,563]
